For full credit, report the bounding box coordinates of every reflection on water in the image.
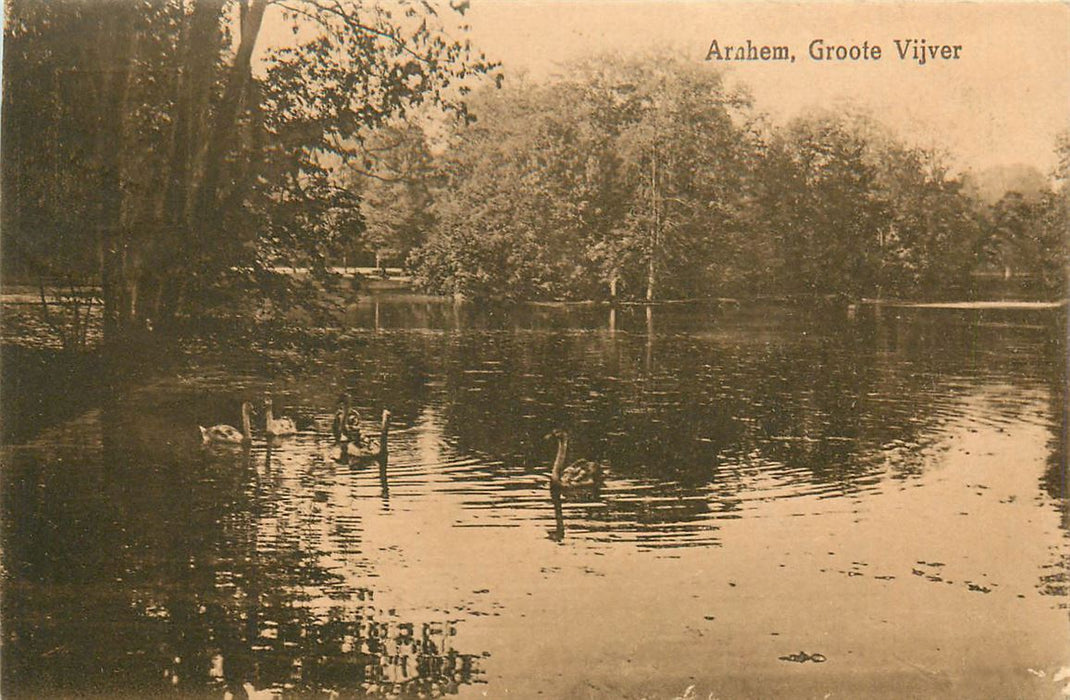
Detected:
[2,417,487,698]
[2,297,1067,698]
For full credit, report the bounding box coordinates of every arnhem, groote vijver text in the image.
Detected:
[705,38,963,65]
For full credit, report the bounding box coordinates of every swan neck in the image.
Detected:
[551,435,568,481]
[241,403,252,440]
[265,402,273,426]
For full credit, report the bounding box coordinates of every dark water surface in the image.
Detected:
[3,297,1067,698]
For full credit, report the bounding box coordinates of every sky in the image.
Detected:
[454,1,1069,176]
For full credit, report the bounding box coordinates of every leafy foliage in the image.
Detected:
[411,60,989,302]
[412,58,758,301]
[3,0,497,342]
[355,122,439,266]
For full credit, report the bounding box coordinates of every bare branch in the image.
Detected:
[276,0,435,66]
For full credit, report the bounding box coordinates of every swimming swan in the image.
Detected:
[337,409,391,462]
[264,396,297,437]
[545,429,604,488]
[331,394,363,444]
[200,402,252,445]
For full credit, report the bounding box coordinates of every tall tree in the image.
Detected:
[357,122,438,269]
[773,114,888,298]
[598,58,753,300]
[3,0,496,342]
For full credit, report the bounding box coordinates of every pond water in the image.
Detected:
[2,296,1067,699]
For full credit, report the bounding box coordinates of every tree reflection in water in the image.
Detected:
[194,599,481,697]
[179,440,486,698]
[0,394,487,698]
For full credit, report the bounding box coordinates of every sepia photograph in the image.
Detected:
[1,0,1068,697]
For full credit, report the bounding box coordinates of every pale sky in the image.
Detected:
[457,1,1070,175]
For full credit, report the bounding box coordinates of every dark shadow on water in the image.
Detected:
[1,384,486,698]
[0,346,104,443]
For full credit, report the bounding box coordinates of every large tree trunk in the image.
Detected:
[164,0,223,238]
[154,0,262,329]
[96,9,138,346]
[646,143,659,303]
[190,0,267,244]
[149,0,227,329]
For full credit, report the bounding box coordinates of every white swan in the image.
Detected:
[264,396,297,437]
[200,402,252,445]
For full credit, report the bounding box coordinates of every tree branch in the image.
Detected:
[278,0,436,66]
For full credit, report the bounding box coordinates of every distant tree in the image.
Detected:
[770,113,888,298]
[966,132,1068,295]
[408,64,1051,304]
[1055,130,1070,184]
[1037,129,1069,292]
[762,111,979,300]
[588,57,754,301]
[980,190,1067,292]
[356,122,438,269]
[1032,189,1069,292]
[963,163,1050,205]
[873,145,979,296]
[412,81,601,300]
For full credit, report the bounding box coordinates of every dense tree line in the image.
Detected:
[407,57,1067,302]
[2,0,494,343]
